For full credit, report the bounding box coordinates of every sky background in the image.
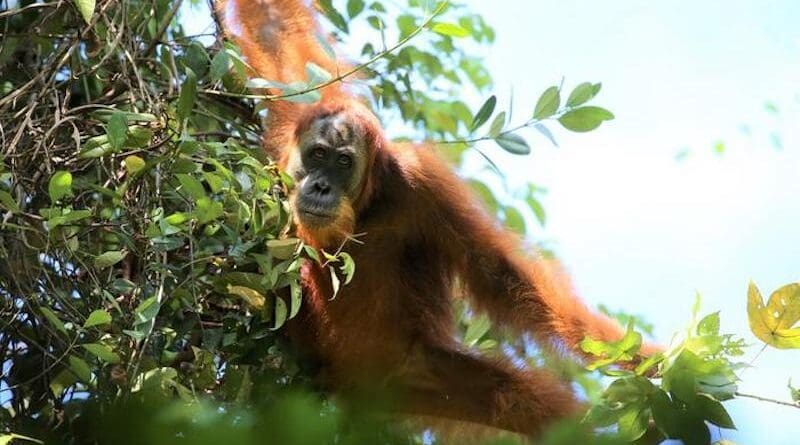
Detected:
[460,1,800,443]
[184,1,800,442]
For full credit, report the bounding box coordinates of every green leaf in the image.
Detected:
[40,307,67,334]
[347,0,365,18]
[463,313,491,347]
[470,95,496,132]
[78,135,112,159]
[431,22,469,38]
[566,82,601,107]
[68,355,92,383]
[283,89,322,103]
[210,50,231,81]
[267,238,300,260]
[495,133,530,155]
[305,62,332,85]
[339,252,355,284]
[73,0,95,24]
[177,174,206,200]
[317,0,349,32]
[94,250,126,269]
[558,106,615,132]
[107,112,128,150]
[789,379,800,402]
[616,404,649,441]
[177,68,198,123]
[195,197,223,224]
[81,343,121,364]
[533,86,560,120]
[697,311,720,336]
[84,309,112,328]
[183,42,210,78]
[48,171,73,202]
[134,296,161,324]
[271,296,288,330]
[488,111,506,137]
[504,205,525,234]
[747,281,800,349]
[694,394,736,429]
[289,280,302,319]
[0,190,20,212]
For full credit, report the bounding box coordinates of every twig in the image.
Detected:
[735,391,800,409]
[0,2,59,19]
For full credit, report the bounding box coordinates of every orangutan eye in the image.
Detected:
[311,146,326,160]
[337,154,353,168]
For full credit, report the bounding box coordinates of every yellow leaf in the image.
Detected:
[747,281,800,349]
[226,285,265,308]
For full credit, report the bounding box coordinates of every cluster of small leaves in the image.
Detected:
[581,298,747,445]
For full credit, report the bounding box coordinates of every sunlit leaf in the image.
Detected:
[227,285,266,308]
[558,106,614,132]
[566,82,600,107]
[533,86,560,120]
[124,155,145,174]
[84,309,112,328]
[463,313,491,347]
[747,281,800,348]
[488,111,506,137]
[431,22,469,38]
[81,343,121,364]
[134,296,161,325]
[73,0,95,24]
[48,171,73,202]
[339,252,355,284]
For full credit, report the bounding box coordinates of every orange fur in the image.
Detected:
[220,0,660,438]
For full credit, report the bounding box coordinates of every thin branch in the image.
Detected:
[200,1,448,101]
[735,391,800,409]
[143,0,185,57]
[0,2,59,19]
[436,116,548,146]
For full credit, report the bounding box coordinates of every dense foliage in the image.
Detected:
[1,0,798,444]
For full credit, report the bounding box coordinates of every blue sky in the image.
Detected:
[462,1,800,443]
[181,1,800,442]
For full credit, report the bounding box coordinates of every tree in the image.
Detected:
[1,1,798,444]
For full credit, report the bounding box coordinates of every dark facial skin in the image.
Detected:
[288,114,367,228]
